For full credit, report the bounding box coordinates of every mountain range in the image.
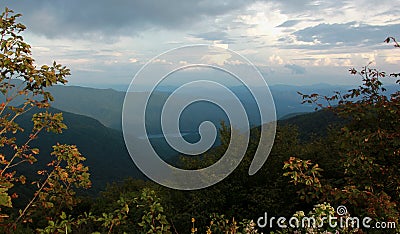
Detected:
[46,83,351,132]
[8,82,396,191]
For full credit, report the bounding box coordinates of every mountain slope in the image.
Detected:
[13,107,144,192]
[278,109,344,141]
[49,85,125,130]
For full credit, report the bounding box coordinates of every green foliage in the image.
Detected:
[283,157,323,203]
[26,144,91,222]
[135,188,172,233]
[76,120,302,233]
[0,7,93,233]
[271,203,360,234]
[283,39,400,232]
[190,214,258,234]
[206,214,240,234]
[34,187,173,233]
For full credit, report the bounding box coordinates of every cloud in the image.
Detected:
[151,58,172,65]
[4,0,251,40]
[129,58,138,63]
[4,0,400,87]
[293,22,400,48]
[284,64,306,74]
[31,46,51,53]
[226,59,245,65]
[179,60,189,66]
[57,58,92,65]
[269,54,284,65]
[191,31,233,44]
[384,56,400,64]
[277,20,301,28]
[212,42,229,49]
[201,53,232,66]
[313,57,334,66]
[268,0,343,14]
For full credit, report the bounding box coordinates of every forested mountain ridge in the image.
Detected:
[11,103,340,192]
[13,107,143,192]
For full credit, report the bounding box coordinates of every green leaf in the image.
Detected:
[0,188,12,207]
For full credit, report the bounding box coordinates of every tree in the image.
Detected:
[0,8,91,232]
[283,38,400,232]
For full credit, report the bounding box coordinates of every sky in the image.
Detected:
[2,0,400,89]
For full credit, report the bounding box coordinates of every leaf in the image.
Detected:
[0,188,12,207]
[31,148,39,155]
[19,175,26,184]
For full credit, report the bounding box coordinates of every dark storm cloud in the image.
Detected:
[2,0,250,39]
[284,64,306,74]
[290,22,400,49]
